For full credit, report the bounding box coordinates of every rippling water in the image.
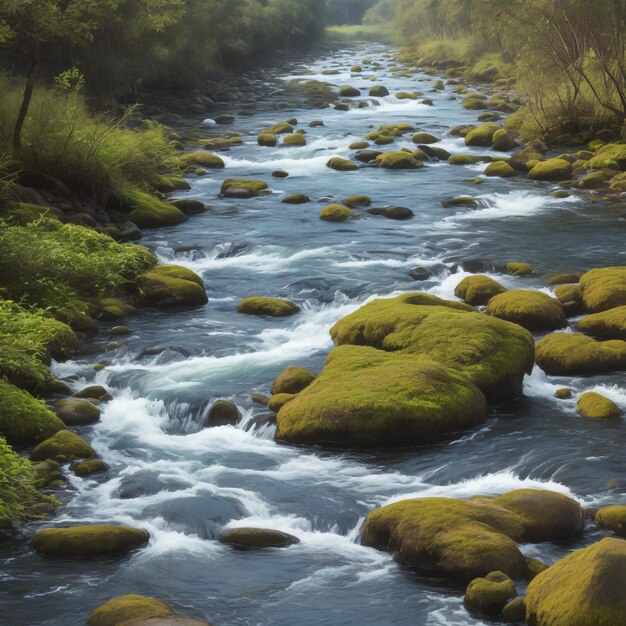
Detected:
[2,43,625,626]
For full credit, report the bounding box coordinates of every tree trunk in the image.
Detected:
[12,52,39,151]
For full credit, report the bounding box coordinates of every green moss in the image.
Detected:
[361,496,527,579]
[179,151,224,168]
[98,298,136,320]
[369,85,390,97]
[454,276,507,306]
[578,306,626,340]
[343,194,371,207]
[485,161,516,177]
[554,283,582,306]
[339,85,361,97]
[138,265,207,308]
[267,122,294,134]
[589,143,626,170]
[327,157,358,171]
[88,594,174,626]
[486,290,567,331]
[320,204,356,222]
[283,133,306,147]
[492,489,584,542]
[595,505,626,537]
[54,399,101,427]
[30,430,95,463]
[577,392,621,420]
[535,333,626,376]
[412,132,439,144]
[268,393,297,412]
[376,151,424,169]
[0,380,65,447]
[463,97,489,110]
[0,200,60,225]
[465,571,516,610]
[579,267,626,313]
[465,123,500,147]
[152,174,190,193]
[579,170,608,189]
[282,193,310,204]
[220,179,269,197]
[506,262,534,276]
[448,154,491,165]
[73,459,108,478]
[237,297,300,317]
[203,135,243,150]
[33,524,149,557]
[276,345,487,446]
[271,366,317,395]
[526,557,549,579]
[349,141,369,150]
[528,158,574,181]
[526,538,626,626]
[123,187,186,228]
[395,92,420,100]
[492,129,516,151]
[258,132,277,147]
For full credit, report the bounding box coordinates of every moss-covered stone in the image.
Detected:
[492,129,517,151]
[320,204,356,222]
[88,595,174,626]
[465,571,516,611]
[330,292,534,402]
[579,267,626,313]
[589,143,626,170]
[73,459,108,478]
[0,380,65,447]
[485,161,516,177]
[267,393,297,412]
[454,275,507,306]
[554,283,582,308]
[179,151,224,168]
[526,557,549,579]
[449,154,492,165]
[276,345,487,446]
[535,333,626,376]
[502,596,527,623]
[271,366,317,395]
[555,387,573,399]
[267,122,294,135]
[595,505,626,537]
[258,132,277,147]
[349,141,369,150]
[219,527,300,549]
[283,133,306,147]
[206,400,240,427]
[525,538,626,626]
[463,97,489,110]
[578,306,626,340]
[492,489,584,542]
[486,290,567,331]
[327,157,358,171]
[547,273,582,286]
[138,265,207,308]
[369,85,389,97]
[125,188,186,229]
[577,392,621,420]
[528,158,574,181]
[282,193,310,204]
[506,262,534,277]
[220,179,268,198]
[343,194,371,207]
[30,430,95,463]
[99,298,136,320]
[465,123,501,147]
[55,398,101,427]
[375,151,423,169]
[412,132,439,144]
[361,496,527,579]
[339,85,360,97]
[237,297,300,317]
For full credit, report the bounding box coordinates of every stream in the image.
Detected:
[2,43,626,626]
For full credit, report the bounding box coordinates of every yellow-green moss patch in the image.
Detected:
[88,594,174,626]
[576,392,621,420]
[528,158,574,181]
[454,276,507,306]
[486,290,566,331]
[465,571,516,610]
[578,306,626,340]
[271,366,317,395]
[595,505,626,537]
[320,204,356,222]
[138,265,207,309]
[179,151,225,168]
[237,297,300,317]
[30,430,95,463]
[579,267,626,313]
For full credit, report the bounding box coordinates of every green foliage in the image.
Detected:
[0,152,16,199]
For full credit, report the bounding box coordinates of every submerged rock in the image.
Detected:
[220,527,300,549]
[409,267,433,281]
[72,459,108,478]
[237,297,300,317]
[282,193,310,204]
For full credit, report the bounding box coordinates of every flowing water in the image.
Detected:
[2,43,626,626]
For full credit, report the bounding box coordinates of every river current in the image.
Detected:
[2,43,625,626]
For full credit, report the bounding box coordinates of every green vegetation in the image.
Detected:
[486,290,567,332]
[454,275,507,306]
[595,505,626,538]
[88,595,175,626]
[579,267,626,313]
[325,24,393,43]
[271,366,317,395]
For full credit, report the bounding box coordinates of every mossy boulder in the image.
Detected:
[125,188,186,229]
[0,380,65,447]
[463,97,489,110]
[339,85,360,97]
[535,333,626,376]
[412,132,439,144]
[448,154,492,165]
[206,400,240,427]
[179,151,224,168]
[502,596,526,623]
[320,204,356,222]
[465,571,516,611]
[492,129,517,151]
[30,430,95,463]
[267,122,294,134]
[589,143,626,170]
[579,267,626,312]
[485,161,516,177]
[361,496,528,579]
[73,459,108,478]
[55,399,101,427]
[367,206,414,220]
[578,306,626,340]
[220,179,268,199]
[237,297,299,317]
[525,538,626,626]
[267,393,296,412]
[327,157,358,171]
[375,151,423,169]
[219,527,300,549]
[492,489,584,542]
[577,392,621,420]
[595,505,626,537]
[99,298,136,320]
[276,345,487,446]
[33,524,149,557]
[282,193,310,204]
[547,273,582,286]
[343,194,371,207]
[349,141,369,150]
[271,366,317,395]
[138,265,207,308]
[528,158,574,181]
[88,595,174,626]
[554,283,582,310]
[486,290,567,331]
[455,275,507,306]
[369,85,389,97]
[283,133,306,147]
[75,386,111,401]
[258,132,277,147]
[465,123,501,147]
[506,262,534,277]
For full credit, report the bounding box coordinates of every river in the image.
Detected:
[2,42,625,626]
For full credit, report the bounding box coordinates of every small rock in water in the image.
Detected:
[409,267,433,281]
[250,392,270,406]
[206,400,240,427]
[201,118,216,127]
[272,169,289,178]
[367,206,414,220]
[243,413,276,433]
[219,527,300,549]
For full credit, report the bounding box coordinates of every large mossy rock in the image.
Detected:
[465,571,516,611]
[276,345,487,446]
[327,157,358,171]
[579,267,626,312]
[219,527,300,549]
[595,505,626,537]
[124,188,186,229]
[88,595,173,626]
[138,265,207,308]
[376,151,423,169]
[577,392,621,420]
[454,275,507,306]
[528,158,574,181]
[578,306,626,340]
[329,293,534,402]
[491,489,584,542]
[361,496,528,579]
[525,538,626,626]
[237,296,299,317]
[30,430,95,463]
[33,524,149,557]
[271,366,317,395]
[465,123,501,147]
[319,204,356,222]
[485,161,516,177]
[486,290,567,331]
[220,179,268,198]
[0,380,65,447]
[55,398,101,426]
[535,333,626,376]
[179,151,224,168]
